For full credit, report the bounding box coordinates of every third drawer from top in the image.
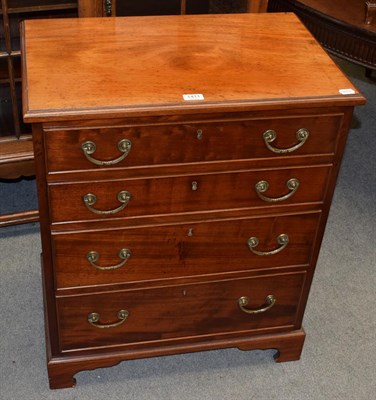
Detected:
[52,212,320,290]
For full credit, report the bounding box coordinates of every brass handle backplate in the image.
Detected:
[83,191,131,215]
[81,139,132,166]
[263,128,309,154]
[238,295,276,314]
[247,233,289,256]
[255,178,300,202]
[86,249,132,271]
[88,309,129,329]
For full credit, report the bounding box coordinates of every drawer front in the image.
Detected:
[57,271,306,351]
[49,166,330,223]
[53,213,320,289]
[45,115,342,172]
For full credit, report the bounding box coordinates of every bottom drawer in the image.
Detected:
[58,271,306,351]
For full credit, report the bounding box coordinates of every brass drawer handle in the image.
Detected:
[81,139,132,166]
[86,249,132,271]
[238,295,276,314]
[263,128,309,154]
[88,310,129,329]
[255,178,299,202]
[83,191,131,215]
[247,233,289,256]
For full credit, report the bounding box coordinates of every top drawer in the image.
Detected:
[44,114,342,173]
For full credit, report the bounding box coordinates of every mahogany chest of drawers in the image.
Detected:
[21,13,365,389]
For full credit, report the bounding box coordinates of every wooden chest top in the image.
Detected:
[21,13,364,122]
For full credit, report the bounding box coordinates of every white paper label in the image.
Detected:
[339,89,356,95]
[183,94,205,101]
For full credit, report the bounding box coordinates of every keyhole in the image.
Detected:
[192,181,198,191]
[197,129,203,140]
[188,228,193,237]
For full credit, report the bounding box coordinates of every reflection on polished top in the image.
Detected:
[22,13,365,122]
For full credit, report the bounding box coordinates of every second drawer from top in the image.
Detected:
[48,165,330,223]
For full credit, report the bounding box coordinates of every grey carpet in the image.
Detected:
[0,58,375,399]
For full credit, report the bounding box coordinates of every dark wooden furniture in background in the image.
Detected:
[92,1,267,16]
[366,1,376,24]
[0,0,81,226]
[115,0,209,16]
[248,0,268,13]
[22,13,364,388]
[268,0,376,73]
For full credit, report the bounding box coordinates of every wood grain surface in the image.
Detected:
[22,13,364,122]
